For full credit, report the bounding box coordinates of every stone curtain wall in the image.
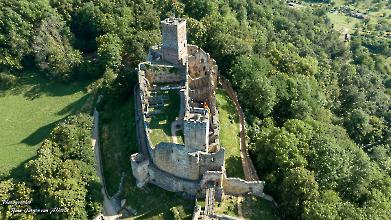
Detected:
[222,178,264,196]
[141,63,184,84]
[199,148,225,175]
[152,142,201,180]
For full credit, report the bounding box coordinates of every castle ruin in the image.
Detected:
[131,17,265,219]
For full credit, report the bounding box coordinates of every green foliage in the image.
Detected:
[251,118,391,219]
[1,114,101,219]
[1,0,162,81]
[0,0,51,70]
[97,33,123,70]
[25,114,102,219]
[0,179,34,220]
[280,167,320,218]
[230,55,275,117]
[97,69,138,111]
[0,72,17,90]
[33,14,82,81]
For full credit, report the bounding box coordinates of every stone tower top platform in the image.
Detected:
[161,17,186,25]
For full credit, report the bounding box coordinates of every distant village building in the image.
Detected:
[131,17,265,219]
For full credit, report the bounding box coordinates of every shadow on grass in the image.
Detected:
[148,90,181,137]
[21,118,65,146]
[123,175,194,220]
[8,72,88,98]
[57,95,89,115]
[225,155,244,178]
[20,95,88,146]
[242,195,280,220]
[100,97,138,196]
[0,155,38,182]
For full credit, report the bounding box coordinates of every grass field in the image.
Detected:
[309,0,391,33]
[242,196,280,219]
[147,90,181,146]
[0,72,88,178]
[216,88,244,178]
[199,194,279,220]
[327,12,361,33]
[100,97,138,195]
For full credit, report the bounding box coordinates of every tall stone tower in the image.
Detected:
[161,17,187,66]
[184,109,210,152]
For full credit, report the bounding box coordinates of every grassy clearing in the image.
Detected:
[100,97,138,195]
[122,180,194,220]
[312,0,390,33]
[214,195,239,216]
[327,12,361,32]
[213,195,279,220]
[216,88,244,178]
[0,72,88,178]
[100,96,194,219]
[242,196,280,220]
[147,90,181,146]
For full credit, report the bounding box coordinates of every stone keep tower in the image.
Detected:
[184,109,210,152]
[161,17,187,66]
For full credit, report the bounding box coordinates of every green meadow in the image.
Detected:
[0,73,88,177]
[216,88,244,178]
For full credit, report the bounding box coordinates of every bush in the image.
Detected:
[0,72,17,90]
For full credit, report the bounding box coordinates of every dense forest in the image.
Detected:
[0,0,390,219]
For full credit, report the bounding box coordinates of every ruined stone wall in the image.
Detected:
[142,63,184,84]
[187,46,218,112]
[189,75,209,89]
[188,90,210,103]
[187,45,217,79]
[184,118,209,152]
[146,141,227,182]
[223,178,265,197]
[200,171,224,188]
[148,163,199,194]
[130,153,150,188]
[199,148,225,175]
[131,153,200,194]
[151,142,201,180]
